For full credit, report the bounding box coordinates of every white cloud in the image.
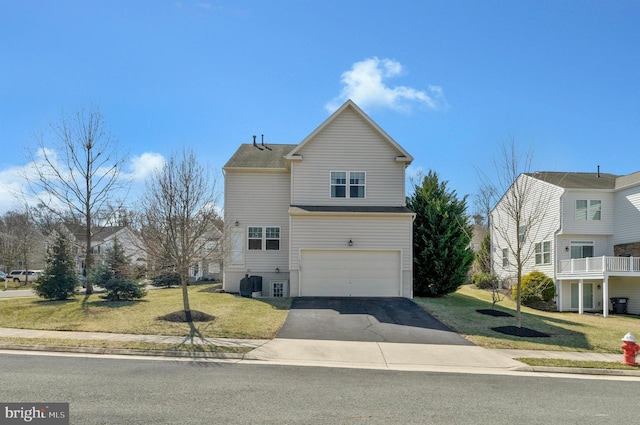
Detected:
[325,57,447,113]
[128,152,166,181]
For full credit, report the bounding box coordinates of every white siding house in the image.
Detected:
[491,171,640,317]
[223,100,414,298]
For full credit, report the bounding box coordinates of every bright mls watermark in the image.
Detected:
[0,403,68,425]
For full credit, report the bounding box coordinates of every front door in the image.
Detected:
[571,283,593,309]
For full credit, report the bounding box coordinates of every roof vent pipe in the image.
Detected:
[253,135,257,146]
[261,134,264,146]
[597,165,600,178]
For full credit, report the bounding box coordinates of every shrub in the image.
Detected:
[512,271,555,305]
[471,273,498,289]
[100,278,147,301]
[89,237,147,301]
[151,271,181,288]
[33,235,78,300]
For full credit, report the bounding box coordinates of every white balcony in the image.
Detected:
[557,256,640,277]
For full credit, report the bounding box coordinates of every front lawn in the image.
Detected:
[416,285,640,353]
[0,283,291,339]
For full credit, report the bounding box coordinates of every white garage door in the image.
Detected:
[300,250,401,297]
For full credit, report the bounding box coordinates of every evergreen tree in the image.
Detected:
[34,235,78,300]
[90,237,146,301]
[475,233,491,274]
[408,170,475,297]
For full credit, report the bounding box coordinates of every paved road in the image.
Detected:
[1,352,638,425]
[276,297,474,345]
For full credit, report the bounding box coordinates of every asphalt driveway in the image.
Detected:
[276,297,473,345]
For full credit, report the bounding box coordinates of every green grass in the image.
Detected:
[0,283,291,339]
[0,337,253,354]
[415,285,640,353]
[516,358,640,370]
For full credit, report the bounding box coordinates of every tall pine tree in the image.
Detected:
[408,170,474,297]
[34,234,78,300]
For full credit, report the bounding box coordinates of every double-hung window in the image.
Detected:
[248,226,280,251]
[576,200,601,221]
[248,227,262,250]
[331,171,365,198]
[330,172,346,198]
[502,248,509,268]
[265,227,280,250]
[535,241,551,265]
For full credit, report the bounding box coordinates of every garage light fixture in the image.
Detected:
[348,239,353,247]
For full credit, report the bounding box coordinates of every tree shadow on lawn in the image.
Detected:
[428,292,593,350]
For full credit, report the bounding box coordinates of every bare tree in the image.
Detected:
[25,107,129,294]
[482,139,557,328]
[138,149,220,322]
[0,209,45,281]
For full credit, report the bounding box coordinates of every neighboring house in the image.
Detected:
[223,100,415,298]
[491,170,640,317]
[64,225,147,275]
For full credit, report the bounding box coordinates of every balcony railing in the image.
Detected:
[558,256,640,275]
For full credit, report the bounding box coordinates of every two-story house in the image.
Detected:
[223,100,415,298]
[491,171,640,317]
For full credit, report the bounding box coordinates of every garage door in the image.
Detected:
[300,250,401,297]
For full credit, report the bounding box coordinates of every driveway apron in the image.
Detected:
[276,297,473,345]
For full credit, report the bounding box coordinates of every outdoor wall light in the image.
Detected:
[235,221,239,227]
[565,246,569,252]
[275,267,280,273]
[348,239,353,247]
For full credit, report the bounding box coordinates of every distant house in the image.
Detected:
[491,170,640,316]
[223,100,415,298]
[64,225,147,275]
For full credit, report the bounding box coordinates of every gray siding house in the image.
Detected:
[223,100,414,298]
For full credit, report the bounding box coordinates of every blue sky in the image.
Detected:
[1,0,639,215]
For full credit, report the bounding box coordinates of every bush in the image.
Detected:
[512,271,555,305]
[33,235,78,300]
[89,237,147,301]
[472,273,498,289]
[151,271,181,288]
[100,278,147,301]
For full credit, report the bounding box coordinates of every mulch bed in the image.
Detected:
[157,310,215,323]
[476,309,514,317]
[491,326,550,338]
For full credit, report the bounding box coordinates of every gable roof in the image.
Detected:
[284,99,413,162]
[528,171,618,190]
[223,143,297,170]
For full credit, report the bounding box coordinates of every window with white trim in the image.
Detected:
[247,226,281,251]
[265,227,280,250]
[502,248,509,268]
[331,172,346,198]
[330,171,365,198]
[570,241,594,259]
[248,227,262,250]
[576,200,601,221]
[535,241,551,265]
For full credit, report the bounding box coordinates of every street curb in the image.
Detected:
[527,365,640,377]
[0,343,247,360]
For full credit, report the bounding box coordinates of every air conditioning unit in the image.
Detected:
[270,280,289,298]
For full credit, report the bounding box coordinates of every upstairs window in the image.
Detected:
[331,172,346,198]
[331,171,366,198]
[248,227,262,250]
[349,172,366,198]
[535,241,551,265]
[576,200,601,221]
[265,227,280,250]
[502,248,509,268]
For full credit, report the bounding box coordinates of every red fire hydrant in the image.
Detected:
[621,332,640,366]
